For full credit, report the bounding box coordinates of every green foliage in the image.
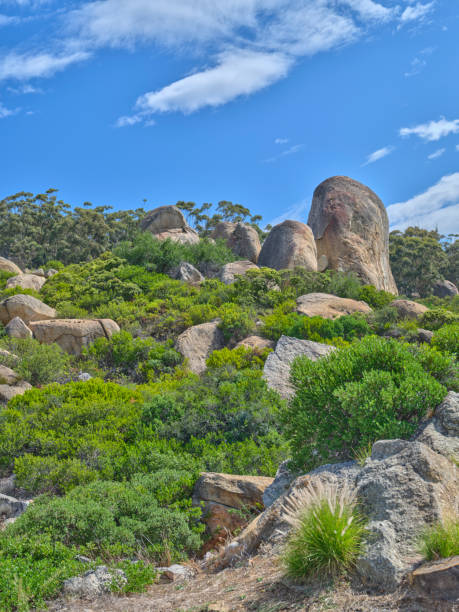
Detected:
[218,303,254,342]
[432,323,459,357]
[420,308,459,331]
[206,346,269,371]
[82,330,182,382]
[357,285,394,309]
[0,379,142,492]
[0,337,70,386]
[9,478,203,564]
[419,520,459,561]
[389,227,450,297]
[111,560,157,594]
[0,533,84,612]
[283,484,366,579]
[285,337,449,470]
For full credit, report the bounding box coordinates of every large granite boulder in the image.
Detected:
[263,335,335,398]
[390,299,429,320]
[229,224,261,263]
[175,320,225,374]
[6,274,46,292]
[140,205,199,245]
[0,257,21,275]
[258,220,317,271]
[308,176,398,293]
[29,319,120,355]
[0,365,19,385]
[296,292,371,319]
[220,261,259,285]
[170,262,204,286]
[433,280,458,298]
[213,392,459,592]
[0,294,56,325]
[5,317,33,339]
[0,382,32,403]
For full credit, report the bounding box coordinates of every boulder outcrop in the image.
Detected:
[0,257,21,275]
[410,557,459,602]
[296,292,371,319]
[433,280,458,298]
[235,336,275,352]
[0,382,32,403]
[0,365,19,385]
[6,274,46,292]
[258,220,317,271]
[171,262,204,286]
[0,294,56,325]
[263,335,335,398]
[141,205,199,245]
[220,261,259,285]
[5,316,33,339]
[390,299,429,320]
[175,321,225,374]
[308,176,398,293]
[29,318,120,355]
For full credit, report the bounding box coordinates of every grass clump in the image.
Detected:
[419,520,459,561]
[283,481,366,579]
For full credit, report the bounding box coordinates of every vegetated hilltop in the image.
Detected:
[0,176,457,612]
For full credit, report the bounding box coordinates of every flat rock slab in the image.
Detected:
[263,335,335,398]
[296,292,372,319]
[193,472,273,511]
[411,556,459,602]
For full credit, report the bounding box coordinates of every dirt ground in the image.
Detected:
[48,554,459,612]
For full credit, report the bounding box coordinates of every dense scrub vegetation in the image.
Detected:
[0,192,458,608]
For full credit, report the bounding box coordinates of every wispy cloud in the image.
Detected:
[399,2,434,23]
[0,102,18,118]
[275,137,289,145]
[363,145,394,165]
[387,172,459,233]
[0,13,17,25]
[0,50,90,81]
[269,198,309,226]
[7,83,42,94]
[404,46,434,77]
[400,117,459,142]
[427,148,445,160]
[263,143,303,163]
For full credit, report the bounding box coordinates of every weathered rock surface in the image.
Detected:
[417,328,434,344]
[0,365,19,385]
[176,321,225,374]
[214,394,459,592]
[390,299,429,320]
[29,318,120,355]
[228,224,261,263]
[0,256,21,275]
[5,316,33,339]
[296,292,371,319]
[6,273,46,292]
[410,556,459,602]
[211,222,237,242]
[0,493,29,520]
[308,176,397,293]
[433,279,458,298]
[220,261,259,285]
[0,382,32,402]
[194,472,273,511]
[157,564,195,582]
[63,566,127,598]
[263,335,335,398]
[262,460,295,509]
[171,262,204,286]
[0,294,56,325]
[417,391,459,461]
[141,205,199,245]
[235,336,275,352]
[258,220,317,271]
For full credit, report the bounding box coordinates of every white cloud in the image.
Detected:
[387,173,459,233]
[400,117,459,142]
[0,102,15,118]
[263,143,303,163]
[7,83,42,94]
[269,198,308,226]
[134,49,292,115]
[275,137,289,144]
[400,2,434,23]
[0,50,90,81]
[363,145,394,165]
[456,144,459,152]
[427,148,445,160]
[341,0,395,21]
[115,114,143,128]
[0,13,17,25]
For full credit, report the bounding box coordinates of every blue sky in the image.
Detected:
[0,0,458,233]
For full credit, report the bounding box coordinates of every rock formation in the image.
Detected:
[175,321,225,374]
[29,318,120,355]
[5,317,33,339]
[433,280,458,298]
[219,261,259,285]
[296,292,372,319]
[390,299,429,320]
[258,220,317,271]
[308,176,398,293]
[6,273,46,292]
[212,222,261,263]
[0,257,21,275]
[141,205,199,244]
[171,262,204,286]
[0,294,56,325]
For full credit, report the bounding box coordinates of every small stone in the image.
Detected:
[78,372,92,382]
[156,564,194,582]
[0,364,19,386]
[62,565,127,598]
[411,556,459,602]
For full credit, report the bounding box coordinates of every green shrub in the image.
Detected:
[9,479,203,563]
[357,285,394,309]
[286,336,448,470]
[419,520,459,561]
[420,308,459,331]
[218,303,254,342]
[206,346,268,371]
[432,323,459,357]
[0,337,70,386]
[283,481,366,579]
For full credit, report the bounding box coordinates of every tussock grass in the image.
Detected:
[419,519,459,561]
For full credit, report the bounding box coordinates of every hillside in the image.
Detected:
[0,176,458,612]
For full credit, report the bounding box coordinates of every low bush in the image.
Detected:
[283,481,366,579]
[285,336,449,470]
[0,337,70,386]
[206,346,269,371]
[420,308,459,331]
[419,519,459,561]
[432,323,459,357]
